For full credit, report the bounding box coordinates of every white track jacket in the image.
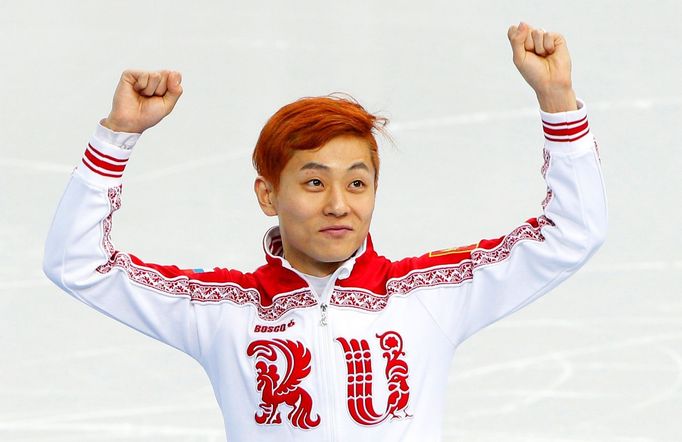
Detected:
[43,100,607,441]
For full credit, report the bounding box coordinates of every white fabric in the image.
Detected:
[43,100,607,441]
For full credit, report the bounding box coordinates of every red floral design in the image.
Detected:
[336,330,412,426]
[247,339,320,429]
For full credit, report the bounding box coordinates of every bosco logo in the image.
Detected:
[254,319,295,333]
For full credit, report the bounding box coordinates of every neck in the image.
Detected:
[285,256,343,277]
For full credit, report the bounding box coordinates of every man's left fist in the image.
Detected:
[507,22,577,112]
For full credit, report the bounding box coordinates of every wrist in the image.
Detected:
[535,87,577,113]
[102,115,143,134]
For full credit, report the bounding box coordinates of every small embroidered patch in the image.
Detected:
[428,242,478,258]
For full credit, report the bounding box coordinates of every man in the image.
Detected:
[43,22,607,441]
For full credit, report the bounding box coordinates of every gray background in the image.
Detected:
[1,0,680,440]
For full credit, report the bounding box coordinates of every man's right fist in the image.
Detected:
[102,70,183,134]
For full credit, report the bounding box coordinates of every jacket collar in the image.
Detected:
[262,225,373,280]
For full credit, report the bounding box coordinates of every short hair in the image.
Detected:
[252,94,389,190]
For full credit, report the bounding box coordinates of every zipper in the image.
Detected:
[320,303,328,326]
[317,279,338,440]
[295,266,345,440]
[319,319,337,440]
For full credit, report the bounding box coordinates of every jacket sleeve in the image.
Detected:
[42,121,208,361]
[414,99,608,346]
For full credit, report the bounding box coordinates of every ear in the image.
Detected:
[254,176,278,217]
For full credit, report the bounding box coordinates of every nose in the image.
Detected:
[323,185,350,217]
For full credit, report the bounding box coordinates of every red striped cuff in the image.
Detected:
[81,143,129,178]
[540,98,590,143]
[75,120,139,187]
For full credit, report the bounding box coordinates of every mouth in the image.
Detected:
[319,226,353,237]
[320,225,353,232]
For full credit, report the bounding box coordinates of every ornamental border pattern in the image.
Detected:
[98,186,557,316]
[331,287,392,312]
[541,148,551,178]
[332,216,555,312]
[96,187,317,321]
[540,148,554,210]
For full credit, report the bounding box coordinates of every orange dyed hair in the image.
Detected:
[252,94,389,190]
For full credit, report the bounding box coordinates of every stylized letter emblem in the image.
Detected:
[247,339,321,429]
[336,330,412,426]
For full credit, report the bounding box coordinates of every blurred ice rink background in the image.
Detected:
[1,0,681,440]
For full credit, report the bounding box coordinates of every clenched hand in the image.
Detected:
[507,22,577,113]
[103,70,183,133]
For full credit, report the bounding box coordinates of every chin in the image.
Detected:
[315,243,360,263]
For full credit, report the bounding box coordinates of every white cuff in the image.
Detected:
[75,119,140,188]
[540,98,593,154]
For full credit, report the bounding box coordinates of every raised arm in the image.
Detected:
[410,24,607,345]
[42,70,216,361]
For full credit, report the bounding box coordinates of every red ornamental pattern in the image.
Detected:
[540,148,554,210]
[331,217,555,311]
[336,331,412,426]
[247,339,320,429]
[593,137,602,162]
[99,167,559,317]
[541,189,554,211]
[102,186,122,257]
[541,148,551,178]
[97,252,317,320]
[97,187,317,321]
[330,288,390,312]
[385,216,554,297]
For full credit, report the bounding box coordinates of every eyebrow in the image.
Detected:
[299,161,371,172]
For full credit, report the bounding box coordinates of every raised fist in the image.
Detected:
[102,70,183,134]
[507,23,577,112]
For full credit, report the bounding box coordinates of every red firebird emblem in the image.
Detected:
[247,339,321,429]
[336,330,412,425]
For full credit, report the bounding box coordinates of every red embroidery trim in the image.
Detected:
[332,216,555,311]
[96,186,317,321]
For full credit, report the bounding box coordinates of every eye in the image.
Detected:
[350,180,365,189]
[306,178,323,187]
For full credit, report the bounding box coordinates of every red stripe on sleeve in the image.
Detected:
[541,115,587,127]
[88,143,129,164]
[544,131,590,142]
[543,120,589,136]
[84,149,127,172]
[81,158,124,178]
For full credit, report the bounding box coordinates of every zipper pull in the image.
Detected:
[320,303,328,327]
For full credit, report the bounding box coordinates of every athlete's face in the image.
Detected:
[255,135,376,277]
